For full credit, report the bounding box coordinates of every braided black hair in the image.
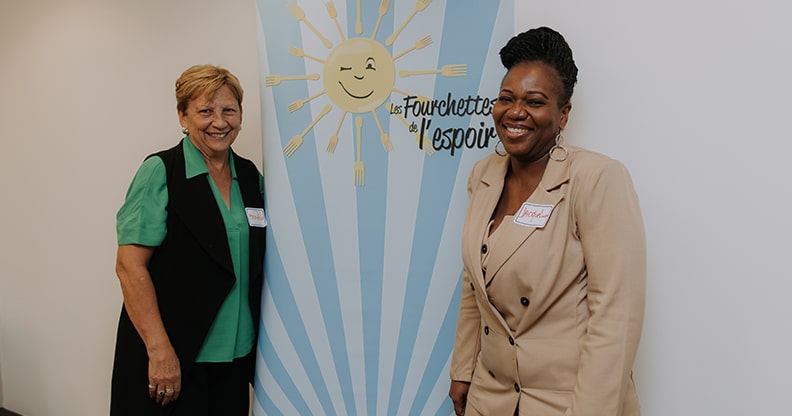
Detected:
[499,27,578,106]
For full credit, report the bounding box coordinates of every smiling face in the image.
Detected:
[493,61,571,163]
[179,84,242,160]
[324,38,395,113]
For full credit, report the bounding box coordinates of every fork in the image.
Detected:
[386,0,432,46]
[371,0,391,39]
[395,113,434,155]
[326,111,347,153]
[286,1,332,48]
[371,110,393,152]
[265,73,320,87]
[326,135,339,153]
[289,46,325,64]
[287,91,326,113]
[392,88,431,104]
[392,35,432,60]
[354,116,364,186]
[283,104,332,157]
[399,64,467,77]
[325,1,345,40]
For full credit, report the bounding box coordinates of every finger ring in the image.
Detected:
[165,388,174,394]
[148,384,155,389]
[158,391,165,397]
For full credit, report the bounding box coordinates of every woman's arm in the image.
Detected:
[449,162,486,415]
[449,268,480,415]
[116,244,181,405]
[567,159,646,416]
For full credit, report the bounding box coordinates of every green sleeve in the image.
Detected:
[116,156,168,246]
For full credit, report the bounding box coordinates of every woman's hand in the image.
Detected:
[147,345,181,406]
[449,380,471,416]
[117,244,182,406]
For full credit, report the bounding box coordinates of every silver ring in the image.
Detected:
[165,388,175,394]
[148,384,156,389]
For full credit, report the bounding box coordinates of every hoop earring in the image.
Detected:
[548,132,568,162]
[182,127,189,136]
[494,140,507,157]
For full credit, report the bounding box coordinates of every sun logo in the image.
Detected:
[265,0,468,186]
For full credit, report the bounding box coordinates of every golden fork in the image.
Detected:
[395,113,434,155]
[326,111,347,153]
[283,104,332,157]
[392,88,431,104]
[371,0,391,39]
[399,63,467,77]
[288,91,326,113]
[372,110,393,152]
[386,0,433,46]
[354,116,364,186]
[265,73,320,87]
[326,135,339,153]
[325,1,345,40]
[392,35,432,60]
[288,46,325,64]
[286,1,332,48]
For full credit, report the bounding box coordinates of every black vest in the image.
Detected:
[111,141,266,414]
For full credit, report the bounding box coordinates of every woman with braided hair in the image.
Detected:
[449,27,645,415]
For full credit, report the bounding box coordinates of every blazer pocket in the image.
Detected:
[517,338,578,391]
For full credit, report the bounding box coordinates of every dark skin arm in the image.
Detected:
[449,380,471,415]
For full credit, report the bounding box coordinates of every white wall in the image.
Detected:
[515,1,792,415]
[0,0,261,414]
[1,0,790,415]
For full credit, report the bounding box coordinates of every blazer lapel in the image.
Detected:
[483,155,571,285]
[466,157,508,288]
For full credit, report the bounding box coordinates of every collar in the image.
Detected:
[182,136,237,180]
[479,147,574,192]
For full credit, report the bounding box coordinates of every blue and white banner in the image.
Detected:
[253,1,512,414]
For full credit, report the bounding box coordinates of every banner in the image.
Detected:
[254,0,512,414]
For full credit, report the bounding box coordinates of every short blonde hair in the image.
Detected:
[175,65,244,112]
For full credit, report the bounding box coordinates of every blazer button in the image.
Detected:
[520,297,530,306]
[481,244,487,254]
[484,326,489,335]
[509,336,514,345]
[513,383,520,392]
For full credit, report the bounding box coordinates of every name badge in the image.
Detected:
[513,202,554,228]
[245,207,268,228]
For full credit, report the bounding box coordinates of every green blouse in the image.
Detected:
[116,138,255,362]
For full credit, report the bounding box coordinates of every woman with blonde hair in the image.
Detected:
[111,65,266,415]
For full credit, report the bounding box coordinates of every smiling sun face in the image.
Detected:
[324,38,395,113]
[269,0,467,186]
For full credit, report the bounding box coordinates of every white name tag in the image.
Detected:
[513,202,554,228]
[245,207,268,228]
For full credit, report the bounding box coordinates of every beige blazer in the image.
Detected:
[451,147,645,416]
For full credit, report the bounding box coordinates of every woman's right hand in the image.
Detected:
[449,380,471,416]
[116,245,182,406]
[147,345,181,406]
